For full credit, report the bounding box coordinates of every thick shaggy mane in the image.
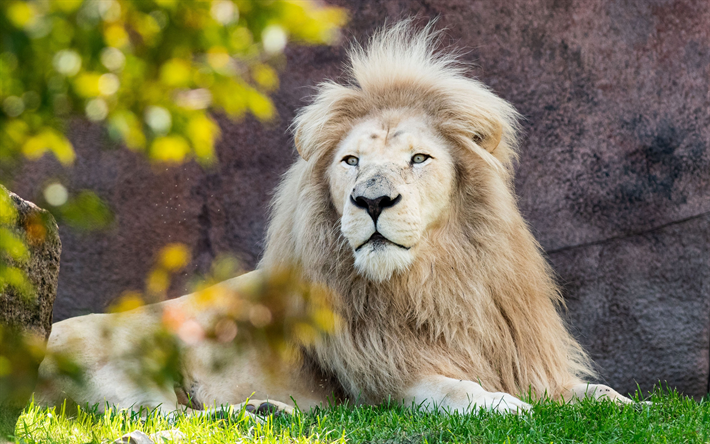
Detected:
[261,22,594,403]
[293,21,519,171]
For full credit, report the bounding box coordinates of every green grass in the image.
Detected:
[7,388,710,443]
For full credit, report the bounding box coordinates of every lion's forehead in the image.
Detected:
[338,114,437,159]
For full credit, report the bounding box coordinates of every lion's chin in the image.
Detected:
[353,243,415,282]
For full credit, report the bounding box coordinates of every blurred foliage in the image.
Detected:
[37,185,114,231]
[0,0,346,305]
[0,187,32,302]
[0,325,44,436]
[37,245,339,413]
[0,326,45,409]
[0,0,346,430]
[0,0,345,171]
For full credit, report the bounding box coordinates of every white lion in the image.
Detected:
[37,22,632,417]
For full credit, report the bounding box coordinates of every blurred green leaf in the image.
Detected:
[0,186,34,300]
[0,228,29,262]
[54,190,113,231]
[0,0,346,170]
[0,188,17,225]
[0,265,34,300]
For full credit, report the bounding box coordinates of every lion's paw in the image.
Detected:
[472,392,531,414]
[236,399,294,418]
[568,383,647,405]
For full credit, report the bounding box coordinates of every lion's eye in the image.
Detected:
[342,155,359,166]
[411,153,430,164]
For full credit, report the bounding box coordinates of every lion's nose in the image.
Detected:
[350,194,401,224]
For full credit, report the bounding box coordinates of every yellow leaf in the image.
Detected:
[6,2,36,28]
[74,73,102,98]
[159,243,190,271]
[51,0,83,13]
[47,132,75,165]
[212,81,247,117]
[22,129,75,165]
[134,13,161,43]
[292,322,317,346]
[229,27,253,52]
[0,228,29,262]
[147,269,170,294]
[252,64,279,91]
[0,266,33,298]
[109,112,146,150]
[25,334,47,360]
[311,8,348,43]
[194,286,218,307]
[104,24,129,48]
[150,135,190,164]
[109,292,144,313]
[160,59,192,87]
[313,307,338,333]
[186,114,219,163]
[247,89,274,121]
[3,119,29,145]
[0,189,17,225]
[207,47,231,71]
[284,4,347,43]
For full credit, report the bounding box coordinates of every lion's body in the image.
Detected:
[37,22,631,415]
[263,158,588,403]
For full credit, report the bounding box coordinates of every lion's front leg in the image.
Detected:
[565,383,634,404]
[403,375,531,414]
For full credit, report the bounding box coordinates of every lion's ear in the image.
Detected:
[293,115,323,162]
[473,123,503,153]
[294,126,326,161]
[292,83,360,162]
[294,128,310,161]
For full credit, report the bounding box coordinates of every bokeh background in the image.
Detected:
[9,0,710,398]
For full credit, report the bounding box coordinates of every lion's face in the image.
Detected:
[327,111,456,281]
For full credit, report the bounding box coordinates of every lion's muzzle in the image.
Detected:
[339,168,421,281]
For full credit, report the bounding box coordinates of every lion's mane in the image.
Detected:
[260,22,594,403]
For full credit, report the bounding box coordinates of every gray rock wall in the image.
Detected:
[10,0,710,398]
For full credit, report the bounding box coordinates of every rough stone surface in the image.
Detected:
[552,214,710,398]
[0,186,61,435]
[9,0,710,397]
[0,186,61,340]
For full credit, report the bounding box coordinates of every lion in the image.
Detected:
[37,22,633,417]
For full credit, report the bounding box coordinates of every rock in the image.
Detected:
[0,186,61,436]
[9,0,710,398]
[0,186,61,339]
[113,431,154,444]
[150,430,186,443]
